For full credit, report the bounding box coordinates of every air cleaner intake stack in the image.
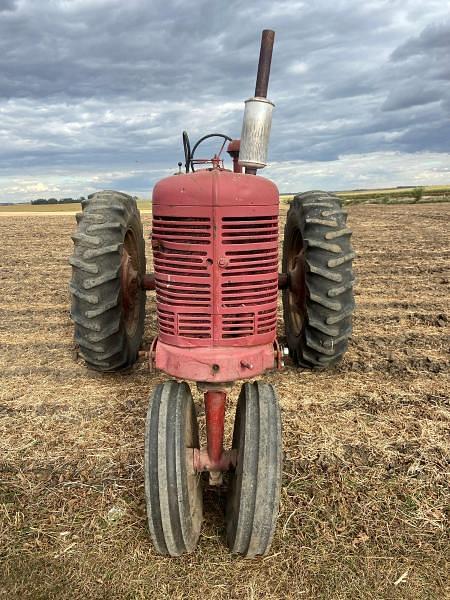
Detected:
[239,29,275,172]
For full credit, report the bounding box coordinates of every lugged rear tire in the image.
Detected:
[69,190,146,371]
[282,191,355,368]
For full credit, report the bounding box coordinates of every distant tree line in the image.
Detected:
[31,195,139,205]
[31,196,86,205]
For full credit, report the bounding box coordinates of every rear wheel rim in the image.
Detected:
[287,228,306,337]
[121,229,141,337]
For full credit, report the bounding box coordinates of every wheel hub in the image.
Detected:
[121,250,138,310]
[287,235,306,336]
[121,232,141,336]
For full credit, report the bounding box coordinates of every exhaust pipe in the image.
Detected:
[239,30,275,172]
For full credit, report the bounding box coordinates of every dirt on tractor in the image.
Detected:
[0,202,449,599]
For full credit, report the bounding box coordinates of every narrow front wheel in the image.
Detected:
[144,381,203,556]
[226,381,282,557]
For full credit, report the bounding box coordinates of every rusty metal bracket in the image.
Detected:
[274,339,284,370]
[278,272,289,289]
[141,273,155,291]
[148,336,158,372]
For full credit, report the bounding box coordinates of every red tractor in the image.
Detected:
[69,30,355,557]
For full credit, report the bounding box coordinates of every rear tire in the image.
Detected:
[69,191,146,371]
[282,191,355,368]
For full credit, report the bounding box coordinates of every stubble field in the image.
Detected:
[0,202,449,599]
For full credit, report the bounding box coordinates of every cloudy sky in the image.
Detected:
[1,0,449,202]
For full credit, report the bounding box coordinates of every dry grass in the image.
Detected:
[337,185,450,197]
[0,204,449,599]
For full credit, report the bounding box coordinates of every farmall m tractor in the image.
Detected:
[69,31,355,557]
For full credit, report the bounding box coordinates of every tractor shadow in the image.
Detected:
[201,474,229,542]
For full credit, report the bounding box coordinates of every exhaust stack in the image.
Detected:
[239,30,275,172]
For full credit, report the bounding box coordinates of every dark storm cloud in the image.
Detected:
[382,20,450,115]
[382,85,440,111]
[0,0,250,101]
[0,0,16,12]
[0,0,449,200]
[391,21,450,60]
[324,78,377,100]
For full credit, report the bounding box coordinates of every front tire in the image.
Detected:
[226,382,282,557]
[144,381,203,556]
[282,191,355,368]
[69,191,146,371]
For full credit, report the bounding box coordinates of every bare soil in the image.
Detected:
[0,203,449,599]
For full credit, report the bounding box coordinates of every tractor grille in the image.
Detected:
[153,210,278,344]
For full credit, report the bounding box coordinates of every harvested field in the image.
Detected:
[0,203,449,599]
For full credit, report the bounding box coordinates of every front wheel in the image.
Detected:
[144,381,203,556]
[226,382,282,557]
[282,191,355,368]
